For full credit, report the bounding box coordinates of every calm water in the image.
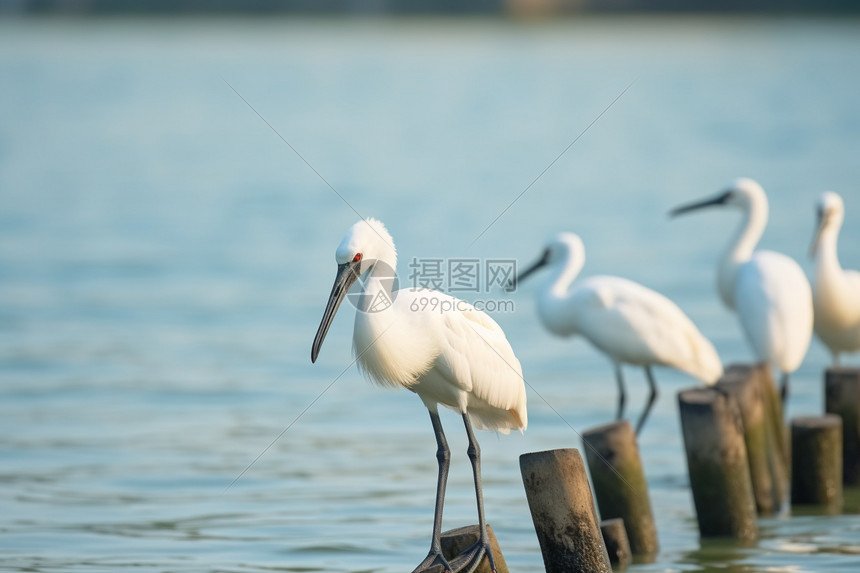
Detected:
[1,16,859,573]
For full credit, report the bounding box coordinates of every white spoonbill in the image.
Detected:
[513,232,722,435]
[311,218,527,573]
[670,178,814,403]
[810,191,860,363]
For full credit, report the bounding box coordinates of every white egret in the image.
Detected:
[513,232,722,435]
[810,191,860,363]
[670,178,814,403]
[311,218,527,573]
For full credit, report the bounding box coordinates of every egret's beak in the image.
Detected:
[508,249,550,290]
[311,261,361,363]
[669,191,732,217]
[809,209,826,259]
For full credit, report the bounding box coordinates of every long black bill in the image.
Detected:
[507,249,549,290]
[311,262,360,363]
[669,191,731,218]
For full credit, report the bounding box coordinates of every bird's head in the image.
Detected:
[335,218,397,276]
[810,191,844,258]
[510,232,584,289]
[669,177,766,217]
[312,218,397,363]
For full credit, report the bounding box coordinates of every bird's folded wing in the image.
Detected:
[434,298,527,430]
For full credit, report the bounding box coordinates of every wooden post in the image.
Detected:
[582,420,658,556]
[678,386,758,541]
[600,518,632,570]
[440,524,508,573]
[520,449,612,573]
[716,364,789,515]
[825,367,860,485]
[791,415,843,512]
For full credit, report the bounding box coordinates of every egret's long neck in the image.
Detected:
[352,253,399,369]
[719,197,767,309]
[351,252,427,389]
[814,219,844,289]
[537,244,584,336]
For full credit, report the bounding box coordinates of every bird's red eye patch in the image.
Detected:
[352,253,362,262]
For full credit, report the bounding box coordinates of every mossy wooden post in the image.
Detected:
[791,415,843,512]
[678,386,758,541]
[520,449,612,573]
[582,420,658,557]
[825,367,860,485]
[600,518,632,570]
[716,364,789,514]
[440,524,507,573]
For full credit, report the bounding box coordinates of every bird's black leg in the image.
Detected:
[780,372,789,411]
[634,366,659,436]
[412,409,454,573]
[458,413,497,573]
[614,362,627,421]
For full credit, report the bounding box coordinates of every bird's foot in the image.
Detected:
[412,537,497,573]
[455,539,497,573]
[412,549,455,573]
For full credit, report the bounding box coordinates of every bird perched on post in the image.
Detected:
[809,191,860,364]
[512,232,722,435]
[670,178,814,404]
[312,218,526,573]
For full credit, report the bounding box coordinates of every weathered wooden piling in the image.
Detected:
[825,367,860,485]
[582,420,658,556]
[791,415,843,512]
[439,524,507,573]
[600,518,632,570]
[678,387,758,541]
[520,448,612,573]
[716,364,789,515]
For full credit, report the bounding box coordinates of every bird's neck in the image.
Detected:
[719,198,767,309]
[351,257,403,385]
[537,246,584,335]
[351,256,433,390]
[814,224,844,289]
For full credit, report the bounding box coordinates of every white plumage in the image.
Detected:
[671,178,814,401]
[733,251,813,374]
[810,191,860,364]
[515,232,722,434]
[354,287,527,433]
[312,218,525,573]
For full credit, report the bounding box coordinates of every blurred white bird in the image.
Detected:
[670,178,814,404]
[312,218,526,573]
[810,191,860,364]
[513,232,722,435]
